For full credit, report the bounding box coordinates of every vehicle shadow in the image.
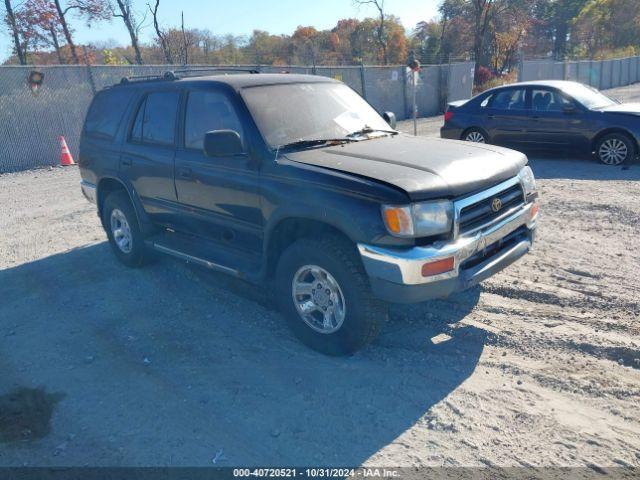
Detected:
[0,243,485,466]
[523,151,640,181]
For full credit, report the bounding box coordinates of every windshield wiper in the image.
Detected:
[346,126,398,138]
[276,138,358,151]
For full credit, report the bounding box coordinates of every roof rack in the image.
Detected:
[119,71,177,85]
[172,67,261,76]
[117,67,259,86]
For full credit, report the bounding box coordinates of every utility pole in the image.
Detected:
[181,11,187,65]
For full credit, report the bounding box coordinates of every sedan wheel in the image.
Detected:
[464,130,486,143]
[598,137,629,165]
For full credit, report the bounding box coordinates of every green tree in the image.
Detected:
[572,0,640,58]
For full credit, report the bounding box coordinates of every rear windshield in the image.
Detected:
[84,89,136,139]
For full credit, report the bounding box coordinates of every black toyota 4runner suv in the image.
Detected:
[79,71,539,355]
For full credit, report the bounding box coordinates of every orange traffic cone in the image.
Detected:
[59,136,75,166]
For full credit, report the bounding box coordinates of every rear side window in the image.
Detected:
[84,89,135,139]
[490,89,526,110]
[130,91,180,146]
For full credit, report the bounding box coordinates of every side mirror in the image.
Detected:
[203,130,244,157]
[382,111,397,129]
[563,104,577,114]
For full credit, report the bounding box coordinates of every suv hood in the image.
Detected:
[599,103,640,115]
[283,134,527,201]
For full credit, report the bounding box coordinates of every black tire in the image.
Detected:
[102,190,150,268]
[275,235,387,356]
[462,127,488,144]
[595,133,636,165]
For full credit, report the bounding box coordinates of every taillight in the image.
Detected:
[444,111,454,122]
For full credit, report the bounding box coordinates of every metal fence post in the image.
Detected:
[360,63,367,100]
[401,66,408,119]
[517,56,523,82]
[440,64,448,113]
[619,59,623,86]
[83,46,97,95]
[599,59,604,89]
[610,59,614,87]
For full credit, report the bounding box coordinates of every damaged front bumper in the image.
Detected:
[358,199,538,303]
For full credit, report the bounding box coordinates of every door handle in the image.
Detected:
[177,167,193,179]
[488,114,495,120]
[121,157,132,167]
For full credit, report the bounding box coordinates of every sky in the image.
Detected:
[0,0,440,61]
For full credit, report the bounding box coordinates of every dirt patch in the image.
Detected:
[0,387,64,443]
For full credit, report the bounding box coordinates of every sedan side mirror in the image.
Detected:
[563,104,578,114]
[203,130,245,157]
[382,111,397,129]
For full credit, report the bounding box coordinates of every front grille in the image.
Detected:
[458,183,524,235]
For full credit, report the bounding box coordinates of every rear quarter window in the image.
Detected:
[84,89,135,139]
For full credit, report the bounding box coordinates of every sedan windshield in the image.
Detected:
[561,83,617,109]
[241,82,393,149]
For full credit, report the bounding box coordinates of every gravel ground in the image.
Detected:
[0,84,639,470]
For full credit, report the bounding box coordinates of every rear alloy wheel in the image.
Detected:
[103,190,150,268]
[463,129,486,143]
[596,133,635,165]
[110,208,133,254]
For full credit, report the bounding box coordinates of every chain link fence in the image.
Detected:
[519,56,640,90]
[0,62,474,173]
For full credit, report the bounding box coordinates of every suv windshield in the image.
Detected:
[241,82,392,148]
[561,83,617,109]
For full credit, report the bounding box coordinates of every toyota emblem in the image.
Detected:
[491,197,502,213]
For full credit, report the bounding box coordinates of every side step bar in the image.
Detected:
[149,242,240,276]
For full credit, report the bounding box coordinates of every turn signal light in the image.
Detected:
[444,111,454,122]
[530,203,540,219]
[422,257,455,277]
[383,207,413,236]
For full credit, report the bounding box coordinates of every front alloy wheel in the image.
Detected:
[597,136,630,165]
[275,235,387,355]
[292,265,346,334]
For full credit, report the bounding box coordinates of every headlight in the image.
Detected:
[382,200,453,238]
[518,166,536,196]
